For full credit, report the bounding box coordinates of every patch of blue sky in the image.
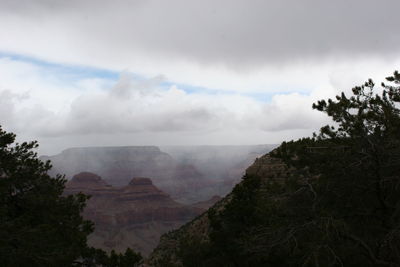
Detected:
[160,80,311,102]
[244,91,311,102]
[159,81,222,94]
[0,51,119,83]
[0,51,311,101]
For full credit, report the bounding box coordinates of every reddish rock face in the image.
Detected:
[129,177,153,186]
[64,172,204,256]
[67,172,112,189]
[118,177,173,204]
[42,145,276,204]
[43,146,212,203]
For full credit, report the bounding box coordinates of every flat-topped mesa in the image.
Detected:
[65,172,114,195]
[128,177,153,186]
[118,177,172,202]
[69,172,110,186]
[62,173,202,256]
[40,146,176,188]
[72,171,103,182]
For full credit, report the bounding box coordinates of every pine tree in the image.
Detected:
[176,71,400,266]
[0,127,144,266]
[0,127,93,266]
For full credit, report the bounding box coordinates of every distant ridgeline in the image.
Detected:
[41,145,275,203]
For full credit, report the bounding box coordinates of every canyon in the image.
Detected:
[64,172,215,255]
[45,145,276,255]
[42,145,275,203]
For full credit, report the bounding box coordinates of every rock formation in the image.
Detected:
[42,146,212,203]
[147,152,288,265]
[64,172,206,256]
[43,145,276,203]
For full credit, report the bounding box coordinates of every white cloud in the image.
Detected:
[0,57,336,154]
[0,0,399,92]
[1,1,400,154]
[1,55,400,154]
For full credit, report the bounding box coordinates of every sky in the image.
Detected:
[1,0,400,155]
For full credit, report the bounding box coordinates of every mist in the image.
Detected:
[1,1,400,153]
[41,144,277,203]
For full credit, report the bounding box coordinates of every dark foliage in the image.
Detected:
[0,127,142,266]
[81,248,143,267]
[270,71,400,266]
[173,71,400,266]
[0,127,93,266]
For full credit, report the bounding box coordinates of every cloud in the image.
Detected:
[1,55,399,154]
[56,78,330,137]
[1,1,400,154]
[0,0,399,92]
[0,57,332,155]
[2,0,399,64]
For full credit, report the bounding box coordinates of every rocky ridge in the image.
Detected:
[146,152,289,265]
[42,145,275,203]
[43,146,217,203]
[64,172,209,256]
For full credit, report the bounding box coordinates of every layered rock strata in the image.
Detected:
[42,145,275,203]
[64,173,206,256]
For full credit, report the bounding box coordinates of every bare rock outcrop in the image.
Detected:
[64,172,204,256]
[43,146,211,203]
[42,145,276,204]
[147,152,289,265]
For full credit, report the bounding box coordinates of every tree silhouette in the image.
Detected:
[0,127,93,266]
[0,127,143,266]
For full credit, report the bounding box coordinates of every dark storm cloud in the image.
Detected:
[1,0,399,70]
[1,0,399,155]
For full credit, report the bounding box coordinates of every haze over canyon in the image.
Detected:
[41,145,275,255]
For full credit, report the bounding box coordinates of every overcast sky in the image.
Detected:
[1,0,400,155]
